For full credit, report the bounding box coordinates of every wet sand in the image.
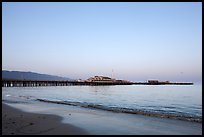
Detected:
[2,102,202,135]
[2,103,89,135]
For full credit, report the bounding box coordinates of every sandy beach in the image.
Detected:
[2,103,89,135]
[2,102,202,135]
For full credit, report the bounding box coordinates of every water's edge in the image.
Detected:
[35,98,202,123]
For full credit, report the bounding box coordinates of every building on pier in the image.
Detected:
[86,76,130,83]
[86,76,115,82]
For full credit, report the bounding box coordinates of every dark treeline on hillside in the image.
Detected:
[2,70,72,81]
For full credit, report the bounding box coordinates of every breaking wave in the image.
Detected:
[36,98,202,123]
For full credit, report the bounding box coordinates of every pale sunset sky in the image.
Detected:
[2,2,202,83]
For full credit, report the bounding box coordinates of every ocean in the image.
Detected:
[2,84,202,122]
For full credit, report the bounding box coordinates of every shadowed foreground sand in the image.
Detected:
[2,103,89,135]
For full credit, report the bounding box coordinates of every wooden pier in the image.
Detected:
[2,79,133,87]
[2,79,193,87]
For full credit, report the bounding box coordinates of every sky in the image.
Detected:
[2,2,202,82]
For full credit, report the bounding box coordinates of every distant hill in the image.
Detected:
[2,70,73,81]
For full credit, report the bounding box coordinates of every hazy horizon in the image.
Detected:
[2,2,202,83]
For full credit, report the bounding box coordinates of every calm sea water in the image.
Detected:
[2,84,202,122]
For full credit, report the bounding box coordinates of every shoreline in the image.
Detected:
[2,103,89,135]
[2,102,202,135]
[36,98,202,123]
